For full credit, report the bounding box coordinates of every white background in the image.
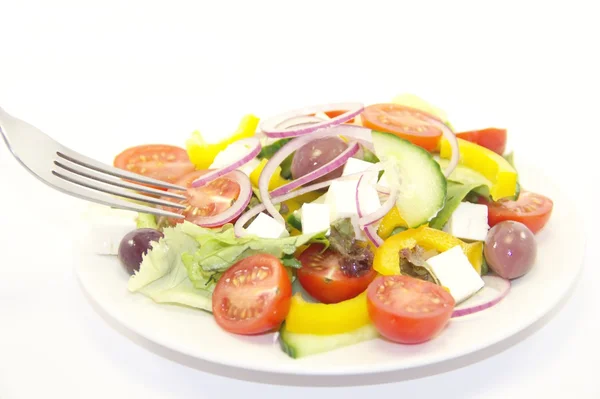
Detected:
[1,0,599,398]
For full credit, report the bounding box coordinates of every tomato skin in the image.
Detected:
[478,190,553,234]
[297,244,377,304]
[159,170,241,226]
[367,275,455,344]
[114,144,195,189]
[456,128,507,155]
[360,104,443,151]
[212,254,292,335]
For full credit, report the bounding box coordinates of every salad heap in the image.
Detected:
[95,94,554,359]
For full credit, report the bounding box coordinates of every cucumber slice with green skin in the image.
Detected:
[279,322,380,359]
[287,211,303,231]
[372,131,446,228]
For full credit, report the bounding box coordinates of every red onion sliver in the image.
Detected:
[235,169,381,237]
[451,275,511,318]
[355,174,384,247]
[358,186,398,227]
[191,138,261,188]
[275,115,329,129]
[270,141,360,197]
[257,125,374,223]
[260,102,364,138]
[191,170,253,228]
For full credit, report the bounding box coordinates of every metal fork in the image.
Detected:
[0,107,187,219]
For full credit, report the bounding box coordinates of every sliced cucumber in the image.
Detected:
[287,211,303,231]
[279,323,379,359]
[372,131,446,228]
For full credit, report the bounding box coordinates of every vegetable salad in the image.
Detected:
[99,94,553,358]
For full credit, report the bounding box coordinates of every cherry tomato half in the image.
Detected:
[456,128,507,155]
[297,244,377,304]
[367,275,455,344]
[159,170,241,226]
[113,144,195,189]
[360,104,443,151]
[212,254,292,335]
[478,190,553,234]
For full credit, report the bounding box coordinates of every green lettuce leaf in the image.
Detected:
[178,222,328,287]
[429,182,484,230]
[127,224,213,311]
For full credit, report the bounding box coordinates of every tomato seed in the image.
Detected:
[421,307,430,312]
[232,279,240,287]
[377,285,385,294]
[139,155,147,161]
[406,306,417,313]
[167,154,176,161]
[152,154,159,160]
[384,279,395,287]
[251,268,258,280]
[430,297,441,304]
[240,309,247,319]
[257,269,268,280]
[126,164,135,170]
[140,167,147,174]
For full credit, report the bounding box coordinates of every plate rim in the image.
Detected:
[74,160,586,376]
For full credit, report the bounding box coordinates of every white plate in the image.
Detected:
[74,158,584,376]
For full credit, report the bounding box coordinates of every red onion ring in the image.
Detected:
[257,125,374,223]
[191,137,261,188]
[275,115,329,129]
[451,275,511,318]
[435,119,459,178]
[235,169,380,237]
[192,170,253,228]
[270,141,360,197]
[259,102,364,138]
[355,174,384,247]
[356,174,398,227]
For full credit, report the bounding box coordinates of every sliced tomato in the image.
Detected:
[360,104,443,151]
[159,170,241,226]
[456,128,507,155]
[478,190,553,234]
[367,275,455,344]
[297,244,377,304]
[212,254,292,335]
[114,144,195,189]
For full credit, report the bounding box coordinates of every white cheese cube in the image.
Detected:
[342,158,377,183]
[325,180,381,221]
[81,204,138,255]
[245,212,289,239]
[209,141,259,176]
[301,203,331,235]
[426,246,485,303]
[444,202,489,242]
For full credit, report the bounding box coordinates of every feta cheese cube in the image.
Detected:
[209,141,260,176]
[426,246,485,303]
[444,202,489,241]
[342,158,377,183]
[325,180,381,221]
[245,212,289,239]
[301,203,331,235]
[81,204,138,255]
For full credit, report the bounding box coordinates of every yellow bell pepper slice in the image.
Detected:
[377,206,408,239]
[440,137,517,201]
[284,291,371,335]
[249,158,289,191]
[373,225,483,275]
[186,114,260,170]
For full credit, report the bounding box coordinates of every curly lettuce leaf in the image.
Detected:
[179,222,328,287]
[127,224,213,311]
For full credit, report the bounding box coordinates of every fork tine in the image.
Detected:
[54,158,188,201]
[51,176,185,219]
[56,149,189,192]
[52,168,187,210]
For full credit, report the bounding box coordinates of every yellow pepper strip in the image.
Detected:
[284,291,371,335]
[186,114,260,169]
[377,206,408,240]
[440,137,517,201]
[373,225,483,275]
